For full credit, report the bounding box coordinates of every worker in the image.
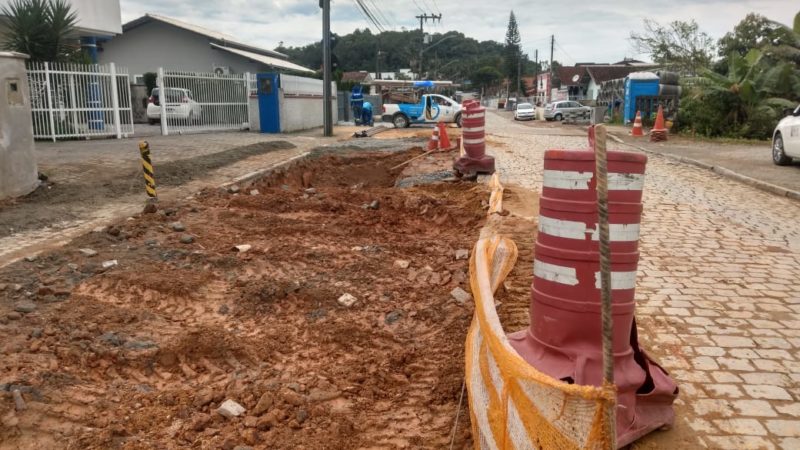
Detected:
[350,85,364,124]
[361,101,374,126]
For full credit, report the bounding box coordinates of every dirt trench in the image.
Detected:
[0,148,486,449]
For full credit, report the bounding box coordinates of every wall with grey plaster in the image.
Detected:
[0,52,39,199]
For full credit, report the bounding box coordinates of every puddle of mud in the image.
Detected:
[0,148,485,449]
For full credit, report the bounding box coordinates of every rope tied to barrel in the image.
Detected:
[593,124,617,449]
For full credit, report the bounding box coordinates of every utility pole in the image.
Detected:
[549,34,555,104]
[321,0,332,136]
[416,13,442,79]
[517,51,522,97]
[534,49,538,73]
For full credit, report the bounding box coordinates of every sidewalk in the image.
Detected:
[606,125,800,198]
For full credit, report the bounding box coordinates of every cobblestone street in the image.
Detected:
[485,111,800,449]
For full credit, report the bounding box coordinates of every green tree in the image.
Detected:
[630,19,715,75]
[718,13,795,58]
[504,11,522,94]
[472,66,502,90]
[1,0,78,62]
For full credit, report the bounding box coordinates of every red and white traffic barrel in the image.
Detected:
[509,148,677,446]
[461,104,486,159]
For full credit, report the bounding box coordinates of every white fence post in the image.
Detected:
[245,72,252,130]
[157,67,168,136]
[109,62,122,139]
[43,62,56,142]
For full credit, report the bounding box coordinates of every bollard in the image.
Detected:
[138,141,157,200]
[453,102,495,176]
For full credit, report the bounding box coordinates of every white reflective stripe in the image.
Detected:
[608,172,645,191]
[538,216,586,239]
[538,216,641,242]
[464,138,485,145]
[463,126,485,133]
[534,260,578,286]
[465,112,485,119]
[594,271,637,290]
[543,170,593,190]
[542,170,644,191]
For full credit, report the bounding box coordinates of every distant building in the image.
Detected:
[98,13,313,83]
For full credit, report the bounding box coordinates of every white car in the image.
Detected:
[773,104,800,165]
[514,102,535,121]
[147,88,202,124]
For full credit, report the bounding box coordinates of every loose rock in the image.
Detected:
[337,293,358,307]
[385,310,403,325]
[79,248,98,257]
[249,189,260,196]
[252,392,274,416]
[12,390,26,411]
[217,399,246,419]
[14,301,37,314]
[455,249,470,260]
[191,413,212,431]
[450,287,473,304]
[106,226,121,237]
[233,244,252,253]
[102,260,118,269]
[170,222,186,232]
[393,259,410,269]
[180,235,195,244]
[7,312,22,320]
[228,185,240,194]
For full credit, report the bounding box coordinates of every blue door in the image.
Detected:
[258,73,280,133]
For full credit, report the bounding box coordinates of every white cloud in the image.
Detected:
[119,0,797,64]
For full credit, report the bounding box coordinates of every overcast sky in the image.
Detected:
[119,0,795,64]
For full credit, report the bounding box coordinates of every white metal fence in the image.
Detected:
[157,68,251,135]
[27,62,134,141]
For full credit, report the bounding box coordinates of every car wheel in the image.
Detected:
[393,113,410,129]
[773,133,792,166]
[455,113,462,128]
[555,113,563,121]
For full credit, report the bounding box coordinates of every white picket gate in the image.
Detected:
[26,62,134,141]
[157,68,251,135]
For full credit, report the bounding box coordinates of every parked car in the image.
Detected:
[514,102,535,121]
[543,101,591,121]
[147,88,202,124]
[772,104,800,166]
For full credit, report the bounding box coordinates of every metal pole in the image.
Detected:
[322,0,333,136]
[593,124,617,450]
[109,63,122,139]
[43,62,56,142]
[419,15,424,79]
[158,67,168,136]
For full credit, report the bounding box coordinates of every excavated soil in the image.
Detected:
[0,149,487,449]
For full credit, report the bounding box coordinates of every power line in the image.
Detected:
[555,41,576,64]
[351,0,377,31]
[411,0,426,13]
[353,0,385,32]
[365,0,393,30]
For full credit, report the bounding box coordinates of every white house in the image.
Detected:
[98,13,313,83]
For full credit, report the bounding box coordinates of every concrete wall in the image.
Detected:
[0,52,38,199]
[98,20,265,78]
[249,96,260,131]
[278,94,338,133]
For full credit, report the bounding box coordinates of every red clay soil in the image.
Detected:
[0,149,487,449]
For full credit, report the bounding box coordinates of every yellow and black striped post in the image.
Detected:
[138,141,157,199]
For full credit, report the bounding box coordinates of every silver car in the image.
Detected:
[543,100,591,121]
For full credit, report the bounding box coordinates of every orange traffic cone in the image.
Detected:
[428,125,440,151]
[437,121,452,150]
[631,111,644,137]
[650,105,668,142]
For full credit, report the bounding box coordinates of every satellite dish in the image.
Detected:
[572,74,580,83]
[215,67,225,76]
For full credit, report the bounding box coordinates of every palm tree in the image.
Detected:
[1,0,78,62]
[690,48,799,137]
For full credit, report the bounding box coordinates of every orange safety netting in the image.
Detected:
[466,175,616,450]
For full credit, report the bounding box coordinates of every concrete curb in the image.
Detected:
[219,152,311,189]
[610,134,800,202]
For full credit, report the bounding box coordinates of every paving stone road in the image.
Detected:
[485,111,800,449]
